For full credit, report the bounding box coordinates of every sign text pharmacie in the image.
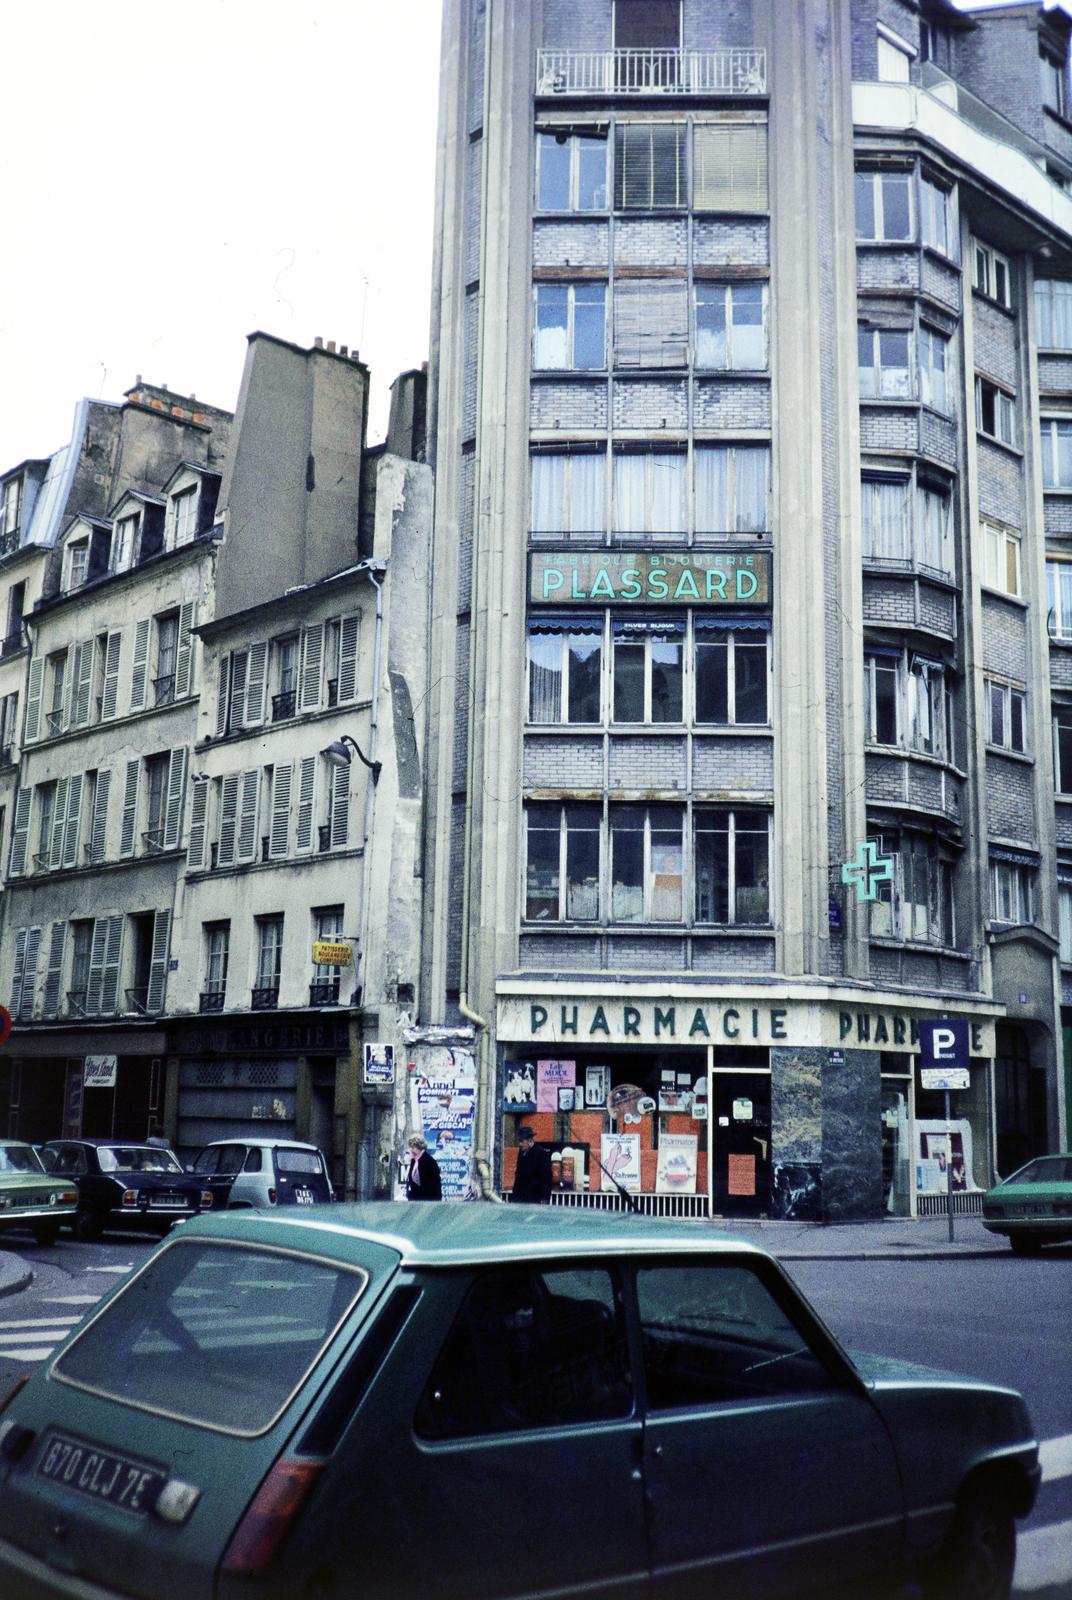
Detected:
[499,997,994,1055]
[529,549,771,607]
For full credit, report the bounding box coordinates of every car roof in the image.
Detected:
[45,1137,162,1148]
[179,1201,768,1270]
[201,1139,322,1151]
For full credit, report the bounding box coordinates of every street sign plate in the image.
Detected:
[918,1019,970,1089]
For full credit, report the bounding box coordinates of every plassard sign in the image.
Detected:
[529,550,771,607]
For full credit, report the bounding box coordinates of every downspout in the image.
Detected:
[356,564,385,1001]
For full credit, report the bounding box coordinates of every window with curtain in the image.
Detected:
[611,621,683,723]
[694,809,770,925]
[861,479,910,562]
[1053,707,1072,793]
[1048,560,1072,640]
[1041,418,1072,489]
[1059,882,1072,962]
[527,620,603,724]
[858,327,911,399]
[990,860,1034,926]
[871,834,955,945]
[1035,280,1072,349]
[614,123,686,209]
[530,451,605,536]
[919,176,952,256]
[613,452,686,536]
[916,483,952,574]
[694,624,768,724]
[694,446,769,536]
[610,806,683,923]
[918,326,949,413]
[693,121,768,212]
[525,803,600,922]
[694,283,766,370]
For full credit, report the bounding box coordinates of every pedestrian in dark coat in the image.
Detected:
[405,1135,443,1200]
[511,1125,553,1203]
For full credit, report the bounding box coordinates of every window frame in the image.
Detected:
[611,621,684,725]
[986,679,1027,754]
[693,624,770,727]
[536,130,609,213]
[919,174,953,258]
[203,922,230,995]
[1049,559,1072,641]
[693,281,768,372]
[609,804,684,925]
[612,449,687,537]
[526,619,604,725]
[533,282,607,371]
[976,378,1016,447]
[1040,416,1072,490]
[981,519,1021,598]
[1053,705,1072,795]
[989,860,1034,926]
[864,649,951,761]
[973,240,1012,309]
[254,916,284,992]
[876,25,913,83]
[858,325,912,401]
[917,324,949,414]
[530,448,606,538]
[613,120,687,211]
[693,807,771,926]
[524,802,601,924]
[854,169,913,244]
[1034,279,1072,350]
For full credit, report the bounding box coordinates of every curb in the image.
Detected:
[0,1262,33,1299]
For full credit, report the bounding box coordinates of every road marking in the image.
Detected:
[1014,1517,1072,1592]
[83,1265,133,1274]
[1039,1433,1072,1483]
[0,1315,81,1330]
[0,1348,56,1362]
[40,1295,101,1305]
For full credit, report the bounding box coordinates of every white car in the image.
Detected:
[190,1138,334,1209]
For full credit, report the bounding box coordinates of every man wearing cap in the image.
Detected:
[511,1125,553,1204]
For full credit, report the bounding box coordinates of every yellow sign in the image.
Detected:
[312,941,353,967]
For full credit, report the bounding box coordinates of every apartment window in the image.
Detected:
[877,27,912,83]
[694,809,769,926]
[990,860,1034,926]
[695,624,768,725]
[112,513,139,572]
[694,445,769,537]
[533,283,606,370]
[858,327,911,400]
[1060,882,1072,963]
[525,803,600,922]
[614,451,685,535]
[254,917,284,997]
[46,650,67,736]
[914,482,952,574]
[0,475,22,540]
[862,478,909,564]
[69,920,93,1013]
[973,242,1011,308]
[170,486,198,547]
[312,907,345,1003]
[976,380,1016,446]
[871,834,954,946]
[145,754,169,850]
[614,123,686,210]
[1054,707,1072,793]
[611,806,683,923]
[536,131,608,212]
[1040,418,1072,489]
[531,450,605,536]
[1049,560,1072,640]
[614,279,688,369]
[65,538,89,592]
[614,0,680,48]
[855,170,912,243]
[271,633,299,720]
[5,581,25,646]
[0,691,18,753]
[155,612,178,706]
[527,619,602,723]
[692,122,768,212]
[919,177,952,257]
[987,680,1026,753]
[1034,279,1072,349]
[982,521,1021,598]
[694,283,766,371]
[35,782,57,869]
[865,651,950,759]
[1040,48,1065,115]
[612,620,683,723]
[203,924,229,998]
[918,326,949,413]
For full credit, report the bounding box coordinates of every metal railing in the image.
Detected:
[125,986,156,1016]
[526,1189,712,1218]
[66,990,89,1017]
[916,1189,983,1218]
[0,530,20,558]
[142,827,166,854]
[1,629,23,657]
[536,47,766,96]
[199,989,226,1014]
[251,985,279,1011]
[45,709,65,736]
[309,980,341,1006]
[153,673,175,707]
[272,689,296,722]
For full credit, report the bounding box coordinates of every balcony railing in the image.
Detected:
[309,980,341,1006]
[66,990,88,1017]
[1,629,23,657]
[142,827,166,854]
[272,689,296,722]
[251,986,279,1011]
[0,530,20,559]
[0,745,11,767]
[46,709,65,736]
[154,673,176,707]
[125,986,157,1017]
[536,47,766,96]
[199,989,226,1014]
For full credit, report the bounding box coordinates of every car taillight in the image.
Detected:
[59,1190,78,1204]
[122,1189,137,1206]
[221,1458,324,1576]
[200,1190,213,1209]
[268,1187,277,1204]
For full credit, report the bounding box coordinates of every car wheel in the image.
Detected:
[1010,1234,1042,1256]
[73,1208,104,1243]
[929,1485,1016,1600]
[32,1222,60,1246]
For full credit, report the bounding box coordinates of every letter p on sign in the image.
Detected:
[918,1018,970,1089]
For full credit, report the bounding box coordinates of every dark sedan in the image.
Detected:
[39,1140,212,1241]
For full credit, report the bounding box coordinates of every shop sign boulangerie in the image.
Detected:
[536,1059,576,1113]
[656,1133,698,1195]
[411,1047,477,1200]
[312,940,353,968]
[530,549,770,607]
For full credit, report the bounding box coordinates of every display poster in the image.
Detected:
[503,1061,537,1112]
[916,1120,976,1193]
[585,1065,609,1108]
[656,1133,698,1194]
[363,1043,394,1085]
[658,1085,692,1113]
[608,1083,647,1125]
[600,1133,641,1191]
[727,1153,756,1196]
[411,1047,477,1199]
[63,1061,84,1138]
[537,1059,576,1113]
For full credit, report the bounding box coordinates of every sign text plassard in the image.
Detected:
[530,550,771,607]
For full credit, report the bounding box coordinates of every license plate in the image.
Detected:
[148,1193,186,1208]
[37,1433,163,1514]
[294,1188,315,1205]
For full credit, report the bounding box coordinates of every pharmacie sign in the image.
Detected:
[529,550,771,606]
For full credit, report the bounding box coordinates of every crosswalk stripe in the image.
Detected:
[0,1315,82,1330]
[40,1295,104,1305]
[1014,1517,1072,1592]
[1,1348,57,1362]
[1039,1433,1072,1484]
[83,1265,133,1274]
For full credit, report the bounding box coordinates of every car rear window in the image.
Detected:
[1007,1156,1072,1184]
[98,1147,183,1174]
[276,1149,323,1175]
[53,1239,367,1436]
[0,1145,43,1174]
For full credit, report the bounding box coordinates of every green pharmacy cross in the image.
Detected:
[841,841,894,902]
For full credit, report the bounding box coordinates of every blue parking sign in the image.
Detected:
[917,1019,970,1089]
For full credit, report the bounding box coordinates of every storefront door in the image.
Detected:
[708,1072,771,1216]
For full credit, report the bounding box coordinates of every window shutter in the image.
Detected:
[145,909,171,1014]
[187,779,209,869]
[62,773,83,868]
[162,748,187,849]
[49,777,70,868]
[129,618,151,712]
[174,600,197,699]
[243,641,268,726]
[69,640,93,727]
[24,657,43,742]
[85,918,109,1015]
[230,650,249,730]
[42,922,67,1018]
[100,630,122,721]
[217,773,240,867]
[89,769,111,863]
[295,755,317,852]
[329,763,350,848]
[10,929,27,1018]
[9,788,31,876]
[337,615,360,703]
[119,759,140,858]
[236,768,260,862]
[694,122,768,211]
[269,761,293,858]
[299,623,325,712]
[215,654,231,738]
[614,280,688,369]
[99,914,124,1015]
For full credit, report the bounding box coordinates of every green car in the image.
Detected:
[0,1205,1041,1600]
[0,1140,78,1246]
[982,1151,1072,1254]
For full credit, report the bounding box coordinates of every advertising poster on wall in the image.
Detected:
[656,1133,698,1194]
[411,1047,477,1199]
[503,1061,537,1112]
[600,1132,641,1191]
[537,1059,576,1112]
[585,1065,610,1108]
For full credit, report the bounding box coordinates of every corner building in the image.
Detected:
[424,0,1072,1216]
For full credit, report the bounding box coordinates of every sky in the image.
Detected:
[2,0,1071,470]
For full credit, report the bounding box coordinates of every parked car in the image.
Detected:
[38,1140,213,1241]
[190,1139,333,1209]
[982,1151,1072,1254]
[0,1205,1039,1600]
[0,1140,78,1246]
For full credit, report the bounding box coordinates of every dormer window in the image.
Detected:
[0,476,22,548]
[65,538,89,592]
[112,512,140,572]
[169,485,198,547]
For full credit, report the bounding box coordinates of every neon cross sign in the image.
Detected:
[841,840,894,902]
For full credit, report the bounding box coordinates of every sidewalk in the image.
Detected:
[701,1214,1011,1261]
[0,1250,33,1299]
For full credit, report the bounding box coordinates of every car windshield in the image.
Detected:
[97,1147,183,1174]
[0,1145,45,1174]
[276,1149,323,1175]
[1005,1155,1072,1185]
[54,1239,368,1435]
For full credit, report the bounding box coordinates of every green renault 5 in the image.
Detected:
[0,1205,1041,1600]
[982,1152,1072,1254]
[0,1140,78,1247]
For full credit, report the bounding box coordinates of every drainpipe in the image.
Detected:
[356,564,385,1001]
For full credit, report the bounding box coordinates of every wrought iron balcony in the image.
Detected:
[309,980,341,1006]
[126,986,158,1017]
[142,827,166,854]
[45,709,65,736]
[1,629,23,657]
[153,673,176,707]
[66,990,89,1017]
[535,47,766,96]
[199,989,226,1014]
[0,530,20,558]
[272,689,296,722]
[251,985,279,1011]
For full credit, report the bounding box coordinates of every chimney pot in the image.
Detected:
[135,374,142,385]
[340,345,348,357]
[326,340,337,354]
[314,336,324,349]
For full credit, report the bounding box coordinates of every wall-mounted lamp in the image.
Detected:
[321,735,382,784]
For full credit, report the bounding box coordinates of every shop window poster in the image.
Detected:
[916,1122,975,1193]
[503,1061,537,1113]
[600,1132,641,1191]
[411,1047,477,1200]
[537,1059,576,1113]
[585,1065,610,1108]
[608,1083,648,1125]
[658,1085,692,1113]
[656,1132,697,1194]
